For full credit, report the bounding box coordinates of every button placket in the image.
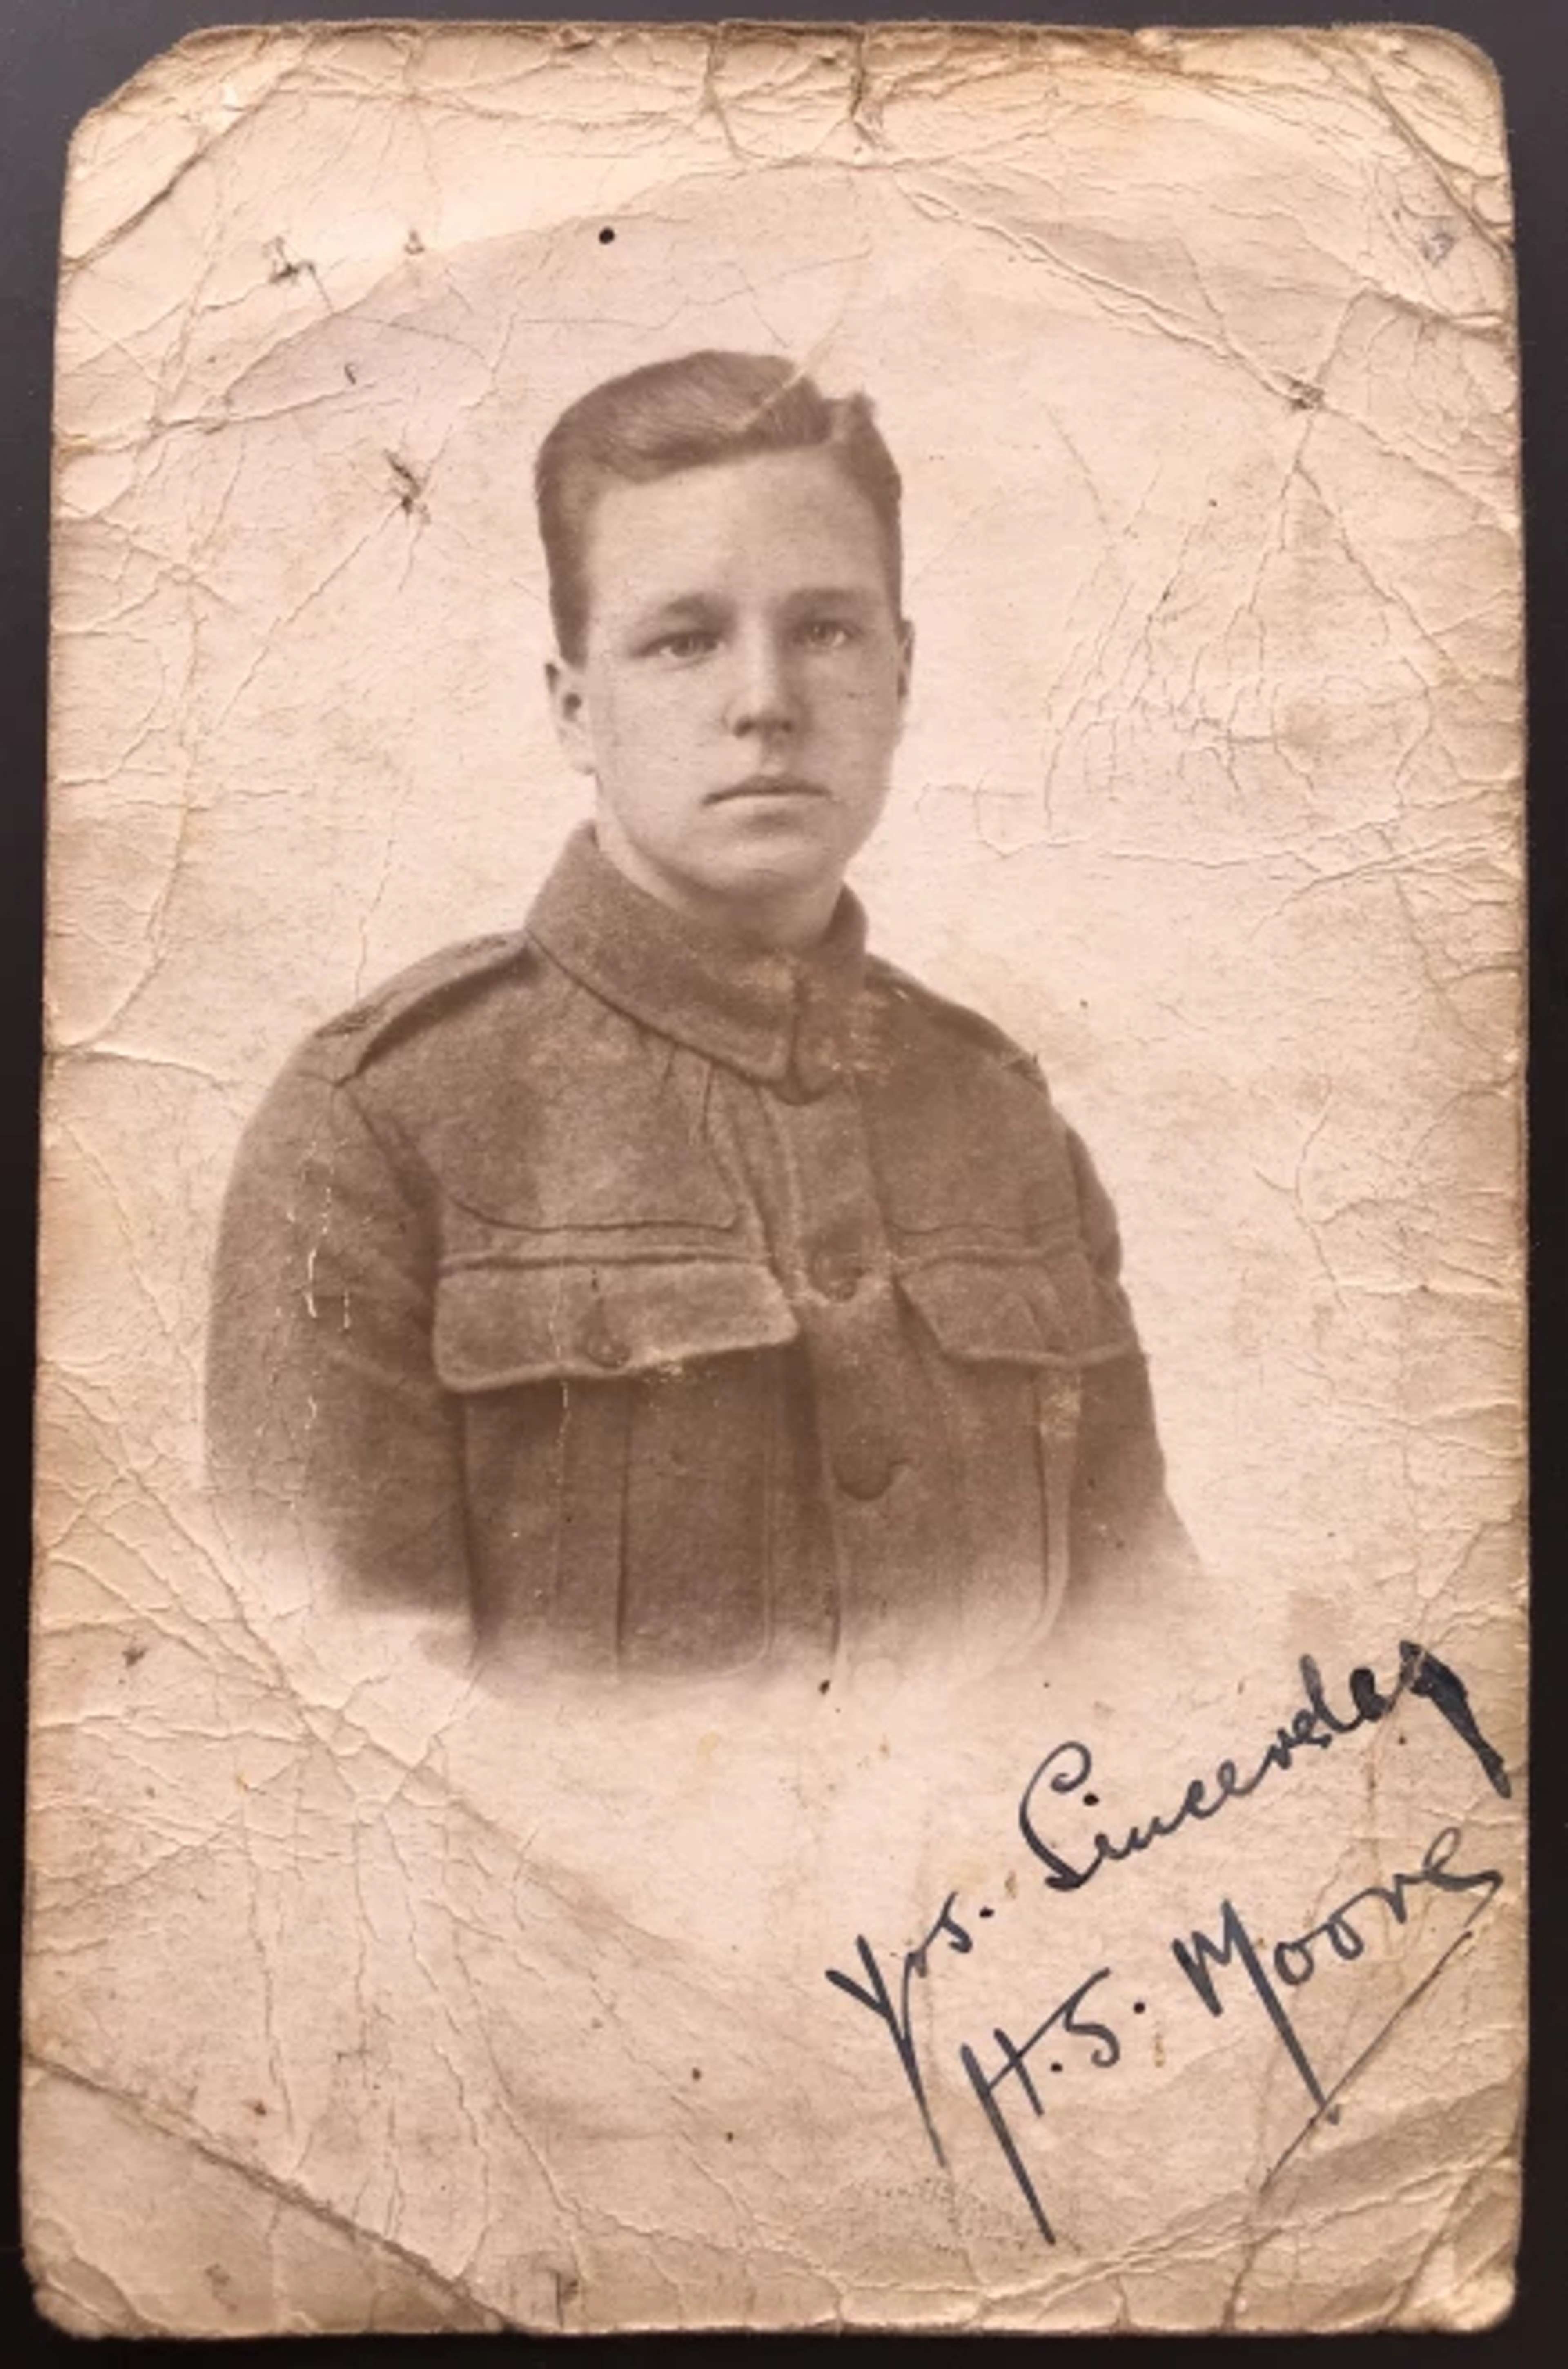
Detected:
[783,1088,884,1309]
[754,1050,964,1641]
[771,1080,913,1508]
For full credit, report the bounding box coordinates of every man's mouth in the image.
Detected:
[706,774,830,805]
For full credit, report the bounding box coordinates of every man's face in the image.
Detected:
[548,446,911,944]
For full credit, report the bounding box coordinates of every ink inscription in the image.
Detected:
[826,1641,1510,2249]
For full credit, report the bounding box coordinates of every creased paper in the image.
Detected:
[29,20,1524,2335]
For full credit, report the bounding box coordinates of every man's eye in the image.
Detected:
[798,618,857,652]
[650,629,718,660]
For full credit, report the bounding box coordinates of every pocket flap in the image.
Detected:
[898,1256,1133,1368]
[434,1258,799,1391]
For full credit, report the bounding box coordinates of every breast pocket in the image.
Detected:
[433,1257,804,1669]
[432,1257,799,1388]
[895,1249,1134,1371]
[896,1252,1141,1636]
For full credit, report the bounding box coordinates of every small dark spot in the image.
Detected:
[1421,223,1455,264]
[1050,2061,1063,2075]
[1327,2106,1342,2126]
[122,1639,147,1669]
[205,2264,233,2297]
[247,2098,268,2117]
[1287,377,1323,411]
[343,362,359,385]
[978,1905,994,1920]
[599,225,616,245]
[725,2130,735,2142]
[818,1678,830,1695]
[405,228,425,255]
[552,2269,580,2316]
[1397,1731,1407,1746]
[1078,998,1088,1011]
[1208,495,1218,506]
[386,452,425,516]
[1082,1791,1099,1808]
[1004,1870,1017,1898]
[265,236,307,283]
[1133,2000,1147,2016]
[690,2066,702,2082]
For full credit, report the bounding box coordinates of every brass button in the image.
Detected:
[810,1253,863,1302]
[579,1302,630,1369]
[833,1446,897,1500]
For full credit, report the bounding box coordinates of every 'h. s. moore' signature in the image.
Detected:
[825,1640,1510,2249]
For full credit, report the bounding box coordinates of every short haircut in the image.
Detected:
[535,349,904,663]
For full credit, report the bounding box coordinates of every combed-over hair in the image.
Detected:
[535,349,904,662]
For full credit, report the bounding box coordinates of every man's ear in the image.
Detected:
[546,657,596,776]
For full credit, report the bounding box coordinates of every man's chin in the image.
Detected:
[598,807,859,938]
[691,810,850,887]
[698,843,846,910]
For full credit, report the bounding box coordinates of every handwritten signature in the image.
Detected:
[825,1639,1510,2249]
[1018,1639,1509,1896]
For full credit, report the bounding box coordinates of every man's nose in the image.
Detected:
[726,627,800,736]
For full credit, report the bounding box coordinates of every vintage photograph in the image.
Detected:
[205,343,1196,1679]
[27,20,1525,2334]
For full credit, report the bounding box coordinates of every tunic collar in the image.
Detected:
[525,825,869,1096]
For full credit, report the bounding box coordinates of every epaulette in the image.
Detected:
[309,928,536,1080]
[864,953,1047,1085]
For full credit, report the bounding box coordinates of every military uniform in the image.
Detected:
[207,826,1185,1671]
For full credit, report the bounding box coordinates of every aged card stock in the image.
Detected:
[28,20,1525,2335]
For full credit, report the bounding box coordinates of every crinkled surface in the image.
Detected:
[31,20,1523,2336]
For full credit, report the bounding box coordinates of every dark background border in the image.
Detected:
[3,4,1561,2361]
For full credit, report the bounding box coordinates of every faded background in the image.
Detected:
[29,22,1525,2335]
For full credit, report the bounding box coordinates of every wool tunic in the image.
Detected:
[207,827,1186,1672]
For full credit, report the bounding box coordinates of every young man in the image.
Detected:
[207,350,1189,1675]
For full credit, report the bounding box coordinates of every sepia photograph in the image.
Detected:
[205,341,1198,1678]
[25,17,1526,2335]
